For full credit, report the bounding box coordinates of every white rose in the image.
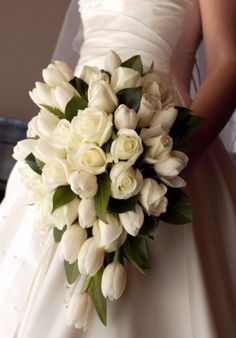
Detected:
[137,93,162,128]
[144,135,173,164]
[41,158,72,191]
[71,108,113,146]
[66,292,93,330]
[42,60,74,87]
[88,80,118,114]
[114,104,138,130]
[104,50,122,73]
[29,82,54,108]
[139,178,168,217]
[78,237,105,276]
[110,162,143,199]
[111,67,141,92]
[101,261,127,301]
[33,139,66,163]
[51,119,71,149]
[119,204,144,236]
[79,65,109,86]
[51,82,76,112]
[150,107,178,132]
[78,198,97,228]
[13,139,37,161]
[110,128,143,165]
[51,197,79,230]
[154,151,188,188]
[60,224,87,264]
[69,171,98,198]
[27,109,59,139]
[67,143,107,174]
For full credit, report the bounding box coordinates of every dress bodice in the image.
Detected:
[75,0,202,100]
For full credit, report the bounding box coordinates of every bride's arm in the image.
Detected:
[189,0,236,162]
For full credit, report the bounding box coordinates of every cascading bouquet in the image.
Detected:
[13,51,202,330]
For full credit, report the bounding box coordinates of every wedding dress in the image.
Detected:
[0,0,236,337]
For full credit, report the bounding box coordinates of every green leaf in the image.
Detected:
[88,267,107,326]
[123,236,150,274]
[121,55,144,76]
[160,189,192,224]
[52,185,77,213]
[186,115,205,135]
[35,158,45,171]
[108,195,138,214]
[65,96,88,122]
[40,104,64,119]
[116,87,143,112]
[75,78,89,99]
[64,260,80,285]
[25,153,42,174]
[94,173,111,223]
[146,60,154,74]
[53,225,66,243]
[139,215,159,239]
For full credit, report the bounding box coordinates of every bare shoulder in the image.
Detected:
[198,0,236,70]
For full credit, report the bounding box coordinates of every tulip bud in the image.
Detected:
[69,171,98,198]
[78,237,105,276]
[66,292,93,330]
[51,82,75,112]
[27,110,59,139]
[154,151,188,178]
[78,198,97,228]
[29,82,54,107]
[101,261,127,301]
[144,135,173,164]
[150,107,178,132]
[60,225,87,264]
[42,61,74,87]
[80,65,109,86]
[114,104,138,130]
[13,139,37,161]
[97,214,123,247]
[104,50,122,73]
[111,67,141,92]
[119,204,144,236]
[88,80,118,114]
[137,93,162,128]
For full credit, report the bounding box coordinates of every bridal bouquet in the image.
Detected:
[13,51,202,330]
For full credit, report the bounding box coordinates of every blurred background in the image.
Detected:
[0,0,70,198]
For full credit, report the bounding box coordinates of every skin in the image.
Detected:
[189,0,236,165]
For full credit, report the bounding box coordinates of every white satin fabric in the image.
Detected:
[1,1,236,337]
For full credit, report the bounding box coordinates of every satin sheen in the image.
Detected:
[0,1,236,337]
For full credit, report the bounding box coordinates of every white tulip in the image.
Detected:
[104,50,122,73]
[154,151,188,188]
[150,107,178,132]
[140,125,166,140]
[141,73,167,101]
[42,60,74,87]
[119,204,144,236]
[27,109,59,139]
[101,261,127,301]
[67,143,107,174]
[78,198,97,228]
[33,139,66,163]
[51,119,71,149]
[139,178,168,217]
[114,104,138,130]
[78,237,105,276]
[66,292,93,330]
[88,80,118,114]
[29,82,54,107]
[110,162,143,199]
[60,224,87,264]
[93,222,127,252]
[137,93,162,128]
[13,139,37,161]
[69,171,98,198]
[41,158,72,191]
[97,214,123,247]
[111,128,143,165]
[51,82,76,112]
[80,65,109,86]
[154,151,188,177]
[111,67,141,92]
[32,192,54,233]
[71,108,113,146]
[144,135,173,164]
[51,197,79,230]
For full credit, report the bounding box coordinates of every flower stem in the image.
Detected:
[81,275,92,293]
[113,249,120,262]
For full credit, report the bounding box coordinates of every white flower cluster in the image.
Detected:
[13,51,189,330]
